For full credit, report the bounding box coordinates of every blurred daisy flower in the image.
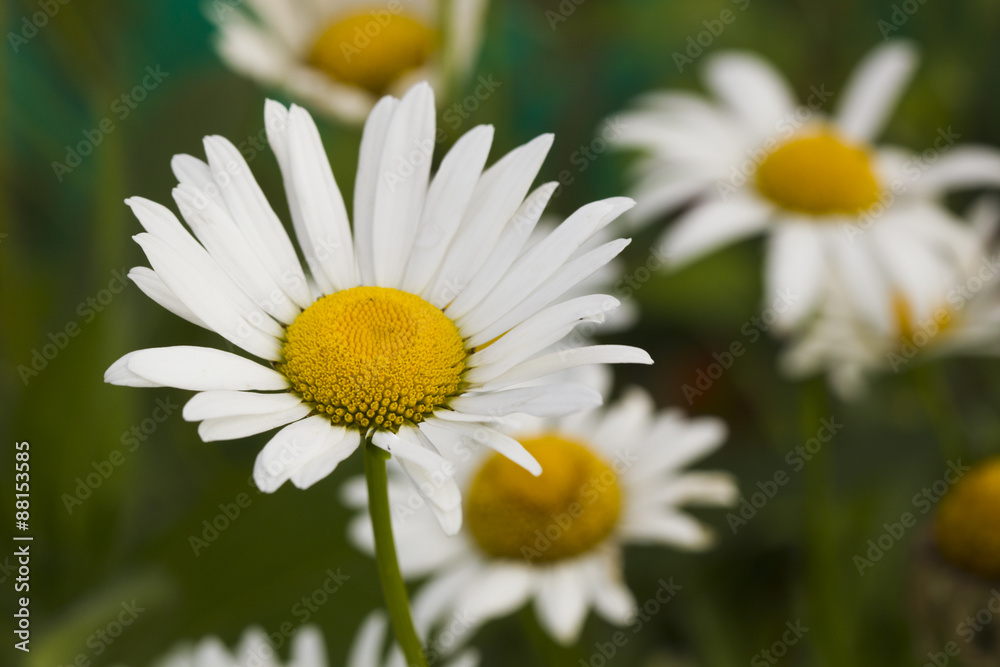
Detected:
[104,82,650,534]
[612,41,1000,334]
[344,388,737,645]
[210,0,488,123]
[783,198,1000,397]
[152,625,325,667]
[347,612,479,667]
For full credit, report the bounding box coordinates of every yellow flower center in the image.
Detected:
[756,130,882,216]
[936,457,1000,578]
[466,434,621,563]
[278,286,465,432]
[308,12,437,94]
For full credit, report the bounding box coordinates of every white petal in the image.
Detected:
[455,563,533,621]
[478,345,653,392]
[765,222,827,331]
[121,346,289,391]
[404,125,496,296]
[253,416,333,492]
[704,51,797,138]
[371,83,436,288]
[660,197,771,268]
[371,429,448,474]
[427,134,555,305]
[289,625,329,667]
[287,105,357,290]
[641,472,739,508]
[291,428,361,489]
[354,95,401,284]
[835,41,918,142]
[912,146,1000,195]
[534,563,591,644]
[198,404,312,442]
[183,390,302,421]
[589,559,636,625]
[104,352,159,387]
[128,267,207,328]
[621,511,716,550]
[420,420,541,476]
[449,384,602,418]
[347,613,388,667]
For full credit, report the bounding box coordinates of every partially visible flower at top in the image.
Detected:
[104,82,651,535]
[344,387,737,645]
[210,0,488,123]
[151,625,325,667]
[611,41,1000,336]
[347,612,479,667]
[782,198,1000,398]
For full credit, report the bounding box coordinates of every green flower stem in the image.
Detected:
[912,364,970,464]
[364,440,428,667]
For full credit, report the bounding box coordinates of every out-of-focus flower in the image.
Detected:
[210,0,488,123]
[104,82,651,535]
[612,42,1000,335]
[347,612,479,667]
[344,388,737,646]
[782,199,1000,397]
[151,626,325,667]
[936,456,1000,579]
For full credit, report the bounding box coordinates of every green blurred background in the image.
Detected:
[4,0,1000,665]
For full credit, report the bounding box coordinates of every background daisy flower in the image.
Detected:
[783,198,1000,397]
[347,612,479,667]
[344,387,737,646]
[104,82,650,534]
[612,41,1000,335]
[152,625,326,667]
[210,0,488,123]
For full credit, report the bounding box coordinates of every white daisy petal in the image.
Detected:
[454,562,533,621]
[765,221,827,331]
[253,416,333,492]
[704,51,797,137]
[182,390,303,422]
[198,404,312,443]
[589,559,636,625]
[354,95,402,284]
[534,563,591,644]
[128,267,207,328]
[104,352,160,387]
[911,146,1000,195]
[479,345,653,392]
[621,511,716,550]
[449,384,602,418]
[420,419,541,476]
[835,41,918,143]
[660,197,771,268]
[404,124,495,296]
[372,83,436,288]
[372,429,449,474]
[641,471,739,508]
[286,105,357,290]
[290,428,362,490]
[117,346,289,391]
[347,613,389,667]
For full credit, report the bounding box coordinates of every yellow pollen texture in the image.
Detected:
[756,131,882,216]
[936,457,1000,579]
[308,12,437,94]
[278,286,465,432]
[466,434,621,563]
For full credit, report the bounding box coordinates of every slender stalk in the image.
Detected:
[912,364,969,464]
[364,441,428,667]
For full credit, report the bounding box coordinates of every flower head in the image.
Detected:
[936,456,1000,579]
[152,626,325,667]
[344,387,737,645]
[105,83,651,534]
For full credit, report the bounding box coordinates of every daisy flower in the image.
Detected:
[344,387,737,645]
[347,612,479,667]
[211,0,488,124]
[612,41,1000,335]
[783,198,1000,397]
[152,625,325,667]
[104,82,651,534]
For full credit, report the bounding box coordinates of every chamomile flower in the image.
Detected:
[210,0,488,124]
[782,198,1000,397]
[612,41,1000,334]
[152,626,325,667]
[104,83,651,534]
[347,612,478,667]
[344,388,737,645]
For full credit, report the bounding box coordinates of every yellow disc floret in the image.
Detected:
[308,12,437,94]
[936,457,1000,579]
[466,434,621,563]
[279,286,465,432]
[756,130,882,216]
